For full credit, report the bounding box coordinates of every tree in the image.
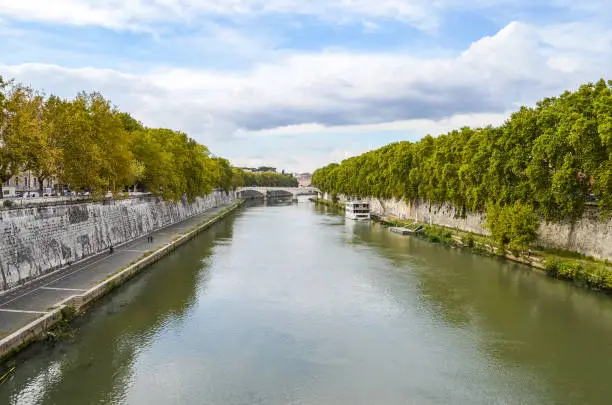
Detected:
[48,92,133,196]
[130,128,182,200]
[212,157,233,193]
[239,169,298,187]
[0,77,32,198]
[118,112,144,132]
[231,167,245,189]
[486,202,539,254]
[21,92,62,194]
[0,75,239,201]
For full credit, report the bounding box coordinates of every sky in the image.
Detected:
[1,1,611,173]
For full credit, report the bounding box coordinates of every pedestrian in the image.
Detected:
[109,245,114,254]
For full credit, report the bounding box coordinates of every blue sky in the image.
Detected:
[1,0,611,172]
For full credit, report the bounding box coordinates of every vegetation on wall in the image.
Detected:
[0,76,240,200]
[313,80,612,232]
[485,202,539,254]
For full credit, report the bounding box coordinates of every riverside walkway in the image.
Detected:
[0,203,235,339]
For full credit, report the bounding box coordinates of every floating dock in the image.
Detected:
[390,227,412,235]
[389,225,423,235]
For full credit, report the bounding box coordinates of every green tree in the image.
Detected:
[130,128,183,200]
[486,202,539,254]
[1,75,239,201]
[0,80,30,195]
[313,79,612,225]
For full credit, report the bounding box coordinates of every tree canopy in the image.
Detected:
[239,170,298,187]
[313,79,612,222]
[0,76,241,200]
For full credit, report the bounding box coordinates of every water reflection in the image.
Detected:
[347,219,612,405]
[1,216,237,405]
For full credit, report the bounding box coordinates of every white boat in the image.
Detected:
[345,200,371,220]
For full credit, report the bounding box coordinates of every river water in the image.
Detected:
[1,199,612,405]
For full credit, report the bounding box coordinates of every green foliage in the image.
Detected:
[118,112,144,132]
[313,79,612,220]
[60,305,77,321]
[231,168,245,189]
[240,170,298,187]
[544,259,561,276]
[556,261,584,280]
[486,202,539,252]
[584,266,612,291]
[423,225,453,244]
[0,76,239,200]
[0,79,31,186]
[212,157,234,193]
[544,259,612,291]
[463,232,475,248]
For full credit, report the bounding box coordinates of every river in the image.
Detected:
[1,199,612,404]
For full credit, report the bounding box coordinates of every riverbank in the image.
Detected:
[0,199,244,362]
[382,217,612,294]
[311,197,612,295]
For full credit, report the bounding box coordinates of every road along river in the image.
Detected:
[1,198,611,404]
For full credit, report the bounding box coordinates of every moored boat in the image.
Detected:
[345,201,371,220]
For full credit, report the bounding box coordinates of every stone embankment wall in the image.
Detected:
[322,193,612,261]
[0,191,235,289]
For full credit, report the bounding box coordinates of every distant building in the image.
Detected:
[2,169,58,195]
[296,173,312,187]
[239,166,277,173]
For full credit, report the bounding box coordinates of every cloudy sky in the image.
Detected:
[1,1,611,172]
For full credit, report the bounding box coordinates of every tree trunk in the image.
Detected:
[0,174,9,199]
[38,174,45,195]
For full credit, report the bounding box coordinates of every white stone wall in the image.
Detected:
[0,191,235,289]
[537,210,612,260]
[321,193,612,260]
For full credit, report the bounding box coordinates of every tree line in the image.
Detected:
[0,76,244,201]
[313,80,612,249]
[240,171,298,187]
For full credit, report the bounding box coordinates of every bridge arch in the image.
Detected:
[236,189,265,199]
[266,189,294,199]
[236,187,319,200]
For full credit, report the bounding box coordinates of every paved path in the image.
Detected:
[0,204,233,338]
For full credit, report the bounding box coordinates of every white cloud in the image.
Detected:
[1,0,610,36]
[0,0,436,31]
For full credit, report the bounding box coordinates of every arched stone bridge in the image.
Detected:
[236,187,319,200]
